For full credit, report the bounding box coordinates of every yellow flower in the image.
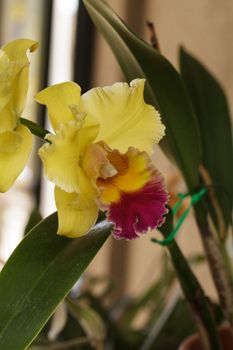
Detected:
[0,39,38,192]
[36,79,168,239]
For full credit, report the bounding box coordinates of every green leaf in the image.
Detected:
[0,213,111,350]
[180,48,233,233]
[83,0,201,191]
[24,208,42,235]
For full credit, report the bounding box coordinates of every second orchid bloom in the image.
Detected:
[36,79,168,239]
[0,39,38,192]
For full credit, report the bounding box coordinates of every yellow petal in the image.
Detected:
[39,120,98,193]
[0,124,33,192]
[2,39,38,116]
[0,50,12,111]
[0,50,17,132]
[0,103,18,132]
[2,38,38,62]
[81,79,165,154]
[0,130,22,152]
[35,82,82,131]
[55,187,98,238]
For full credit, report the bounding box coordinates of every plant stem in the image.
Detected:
[165,238,221,350]
[195,203,233,328]
[157,210,221,349]
[20,117,50,140]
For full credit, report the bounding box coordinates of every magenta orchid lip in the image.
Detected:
[108,176,168,240]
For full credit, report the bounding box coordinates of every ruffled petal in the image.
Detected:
[108,173,168,240]
[39,120,99,193]
[55,186,98,238]
[81,79,165,154]
[2,38,38,116]
[0,124,33,192]
[35,82,83,131]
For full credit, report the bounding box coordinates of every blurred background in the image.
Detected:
[0,0,232,305]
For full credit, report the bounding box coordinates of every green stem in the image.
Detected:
[165,238,221,350]
[20,117,50,140]
[156,210,221,349]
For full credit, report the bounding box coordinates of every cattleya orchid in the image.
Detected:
[0,38,38,192]
[36,79,168,239]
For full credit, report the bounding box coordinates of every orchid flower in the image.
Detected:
[0,39,38,192]
[36,79,168,239]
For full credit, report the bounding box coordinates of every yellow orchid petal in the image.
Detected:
[39,120,99,193]
[55,186,98,238]
[0,104,18,132]
[2,39,38,116]
[35,82,83,131]
[0,50,11,111]
[0,124,33,192]
[0,50,17,132]
[0,130,22,152]
[81,79,165,154]
[2,38,38,62]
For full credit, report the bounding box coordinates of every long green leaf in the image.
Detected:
[180,48,233,232]
[83,0,201,191]
[0,213,111,350]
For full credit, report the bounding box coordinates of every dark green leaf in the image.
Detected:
[0,213,111,350]
[180,48,233,232]
[83,0,201,191]
[24,208,42,235]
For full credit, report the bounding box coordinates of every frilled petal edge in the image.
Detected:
[39,121,99,193]
[81,79,165,154]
